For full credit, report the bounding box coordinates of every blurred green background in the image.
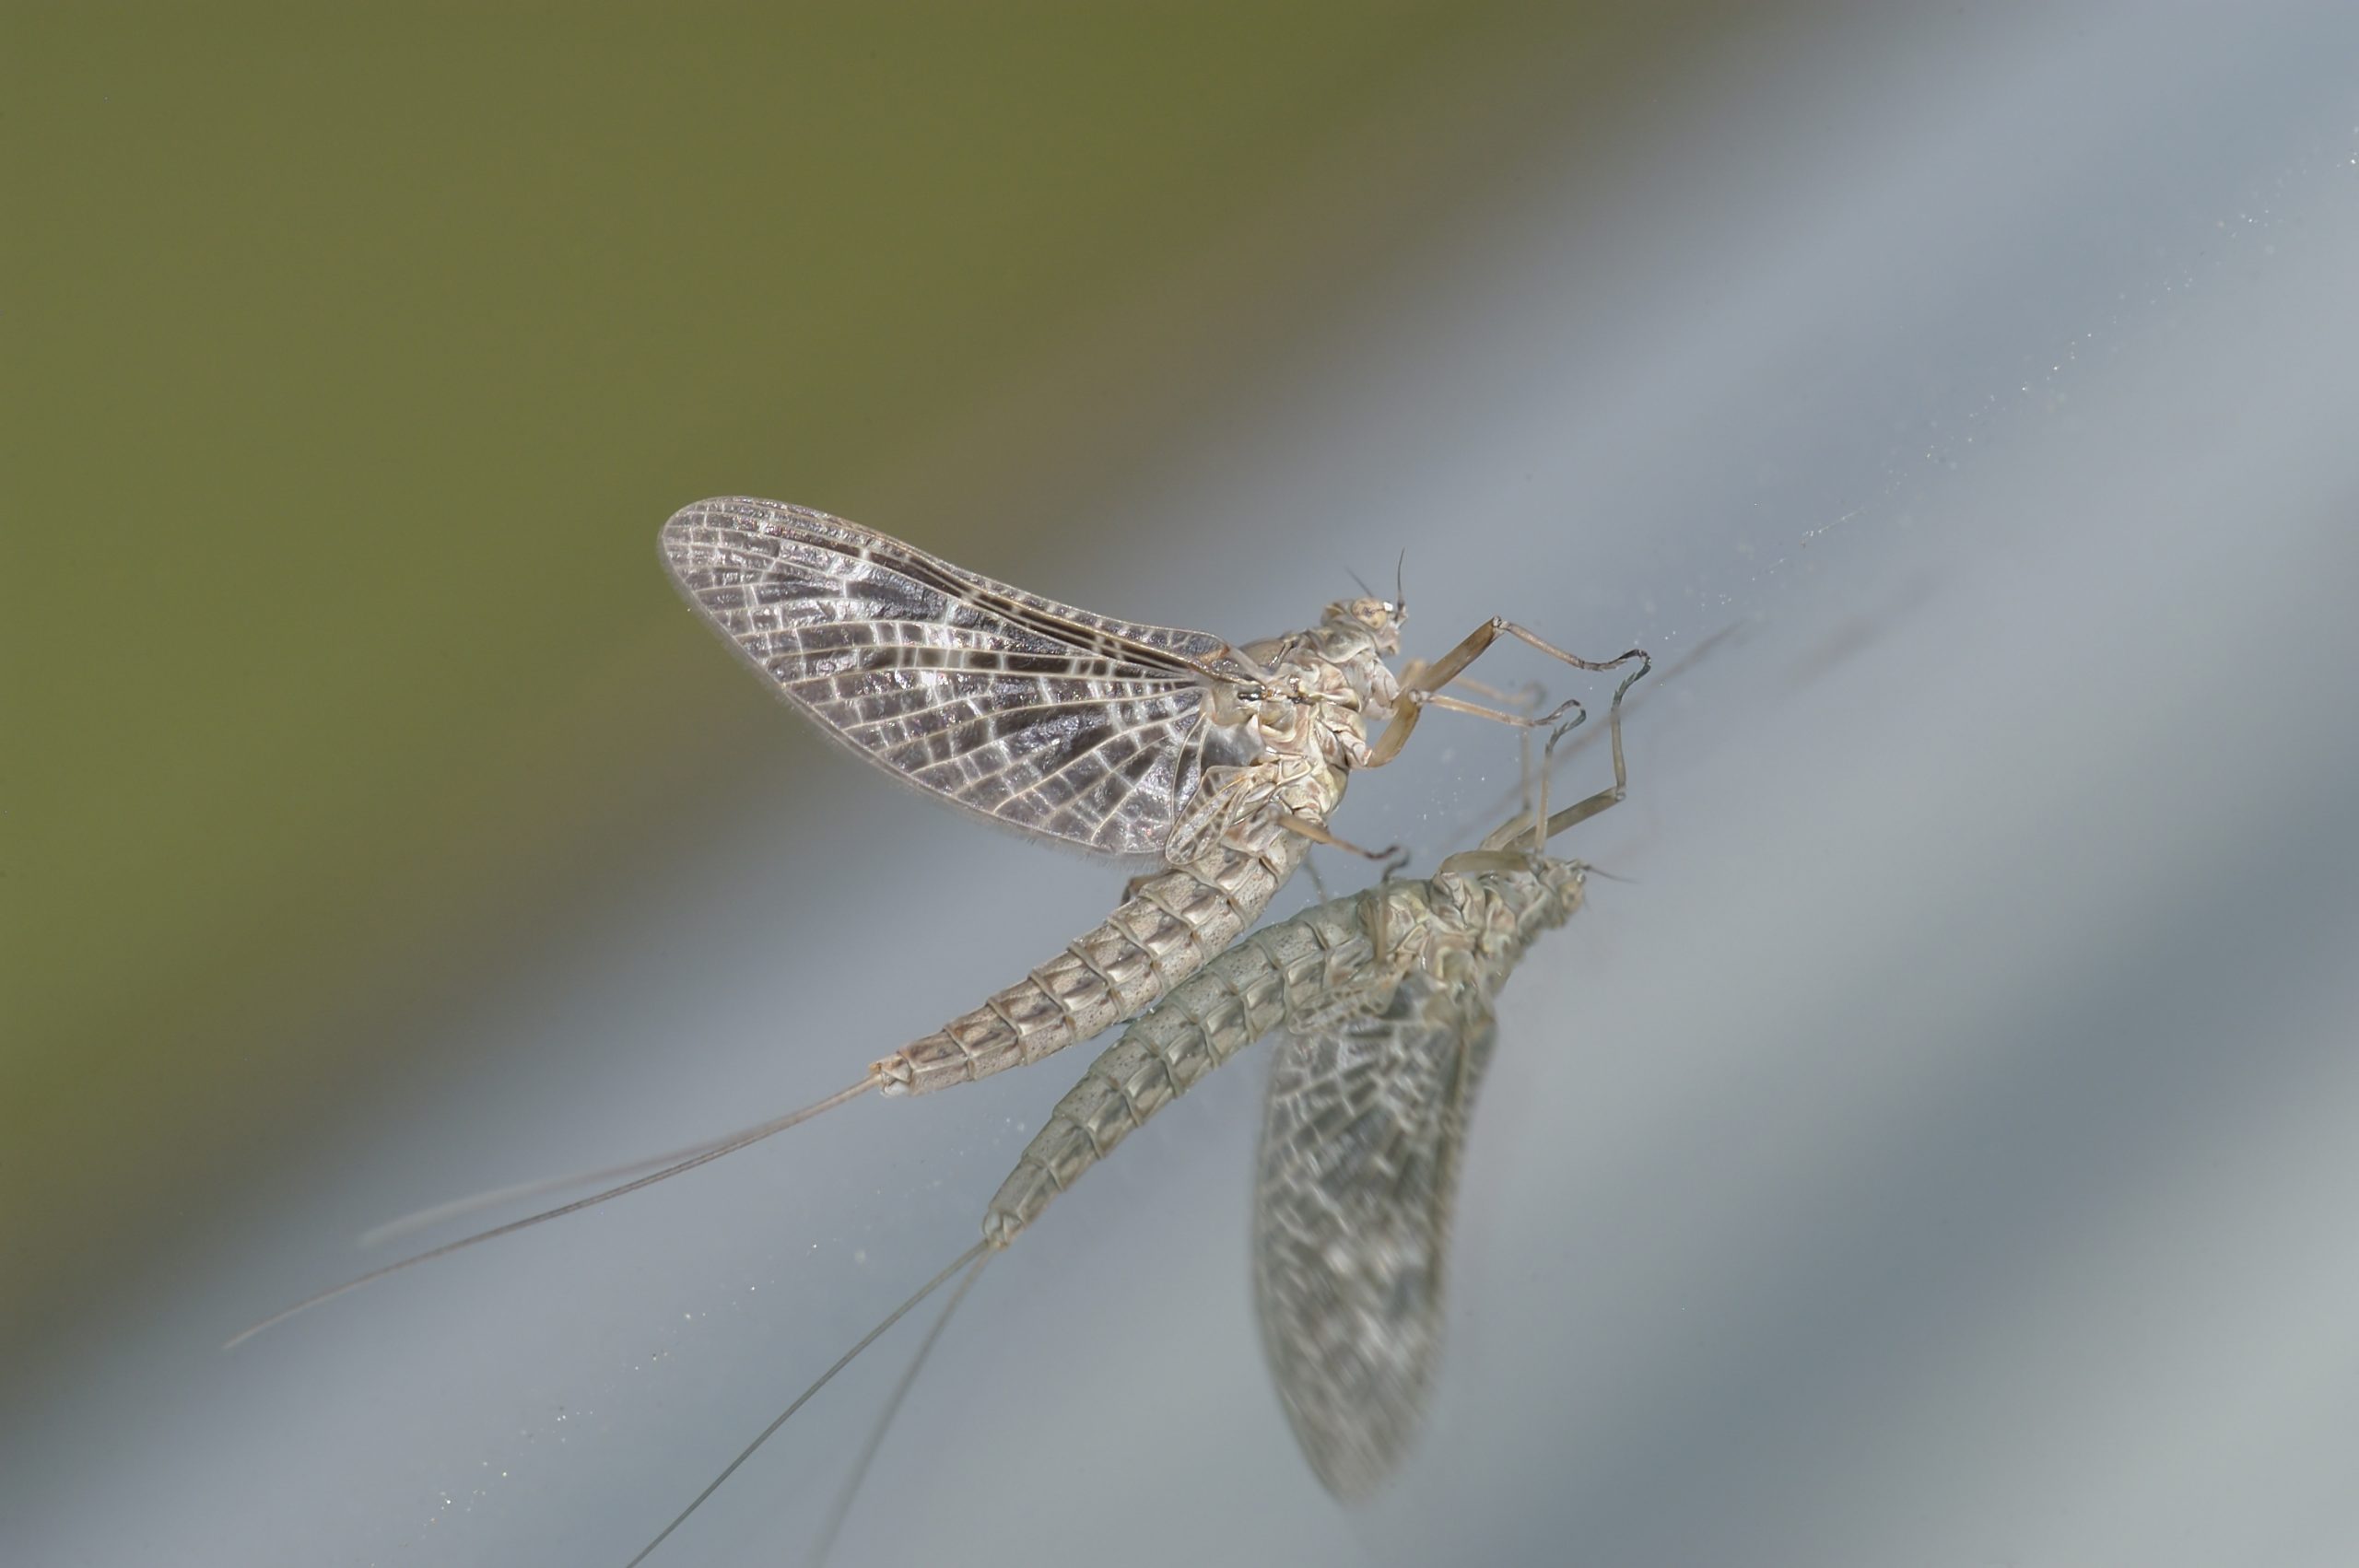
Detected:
[4,3,1706,1352]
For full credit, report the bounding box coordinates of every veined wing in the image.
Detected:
[1250,971,1498,1499]
[662,497,1262,860]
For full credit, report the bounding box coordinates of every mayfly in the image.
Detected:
[621,658,1649,1566]
[230,498,1642,1341]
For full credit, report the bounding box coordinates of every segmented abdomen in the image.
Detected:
[873,833,1317,1097]
[980,894,1379,1246]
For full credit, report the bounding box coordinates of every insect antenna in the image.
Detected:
[223,1076,877,1349]
[623,1242,994,1568]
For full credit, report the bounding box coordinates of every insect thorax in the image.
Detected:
[1166,615,1399,861]
[1250,623,1399,765]
[1400,863,1585,988]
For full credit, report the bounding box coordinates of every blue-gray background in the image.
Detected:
[9,4,2358,1565]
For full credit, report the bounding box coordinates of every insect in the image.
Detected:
[654,497,1640,1103]
[231,498,1644,1340]
[622,659,1649,1566]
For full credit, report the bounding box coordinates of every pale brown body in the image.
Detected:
[878,613,1398,1094]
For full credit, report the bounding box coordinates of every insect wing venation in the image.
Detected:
[1250,972,1496,1498]
[661,497,1256,860]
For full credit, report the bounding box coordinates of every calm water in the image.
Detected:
[11,5,2359,1566]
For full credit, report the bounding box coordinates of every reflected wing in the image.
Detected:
[1250,971,1497,1498]
[662,497,1260,860]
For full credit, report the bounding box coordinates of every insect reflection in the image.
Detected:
[628,661,1647,1565]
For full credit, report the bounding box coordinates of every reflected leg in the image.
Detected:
[1445,658,1649,870]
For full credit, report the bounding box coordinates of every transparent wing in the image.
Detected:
[661,497,1262,860]
[1250,971,1498,1498]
